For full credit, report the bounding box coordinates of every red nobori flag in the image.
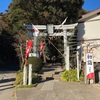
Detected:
[40,42,45,56]
[25,40,33,58]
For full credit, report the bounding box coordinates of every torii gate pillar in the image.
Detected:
[63,29,69,70]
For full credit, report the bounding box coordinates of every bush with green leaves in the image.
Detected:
[14,70,39,86]
[61,69,78,82]
[14,70,23,85]
[32,73,39,84]
[61,69,84,82]
[79,69,84,81]
[28,57,44,72]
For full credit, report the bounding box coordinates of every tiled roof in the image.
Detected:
[78,8,100,22]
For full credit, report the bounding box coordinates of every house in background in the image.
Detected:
[77,8,100,63]
[77,8,100,83]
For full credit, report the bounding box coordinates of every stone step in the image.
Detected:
[53,74,61,81]
[38,64,63,81]
[40,71,54,80]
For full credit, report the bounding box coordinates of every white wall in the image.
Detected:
[77,14,100,62]
[78,15,100,40]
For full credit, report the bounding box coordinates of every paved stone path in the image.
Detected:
[0,71,16,100]
[16,64,100,100]
[16,81,100,100]
[41,80,54,91]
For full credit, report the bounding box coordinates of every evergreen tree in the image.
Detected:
[0,0,85,66]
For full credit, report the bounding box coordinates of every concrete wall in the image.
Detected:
[77,15,100,40]
[77,14,100,62]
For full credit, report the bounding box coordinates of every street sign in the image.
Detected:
[86,53,94,79]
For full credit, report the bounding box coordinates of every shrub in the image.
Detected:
[14,70,23,85]
[61,69,78,82]
[14,70,39,86]
[32,73,39,84]
[28,57,44,72]
[79,69,84,81]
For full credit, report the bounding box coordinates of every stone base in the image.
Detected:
[90,79,94,84]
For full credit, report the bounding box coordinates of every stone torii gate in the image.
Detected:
[24,23,78,70]
[23,23,78,85]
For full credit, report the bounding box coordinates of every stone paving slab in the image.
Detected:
[16,81,100,100]
[41,80,54,91]
[0,88,14,100]
[0,71,16,100]
[16,64,100,100]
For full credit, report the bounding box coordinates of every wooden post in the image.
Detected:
[77,50,80,81]
[43,47,46,63]
[84,49,87,84]
[28,64,32,85]
[23,65,27,85]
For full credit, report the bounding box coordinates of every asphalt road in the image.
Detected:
[0,71,16,100]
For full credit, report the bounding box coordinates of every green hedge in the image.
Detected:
[14,70,39,86]
[14,57,43,86]
[61,69,78,82]
[28,57,44,72]
[14,70,23,85]
[61,69,84,82]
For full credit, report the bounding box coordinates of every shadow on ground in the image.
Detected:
[0,64,19,71]
[0,78,15,84]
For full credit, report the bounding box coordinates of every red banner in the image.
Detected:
[40,42,45,56]
[25,40,33,58]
